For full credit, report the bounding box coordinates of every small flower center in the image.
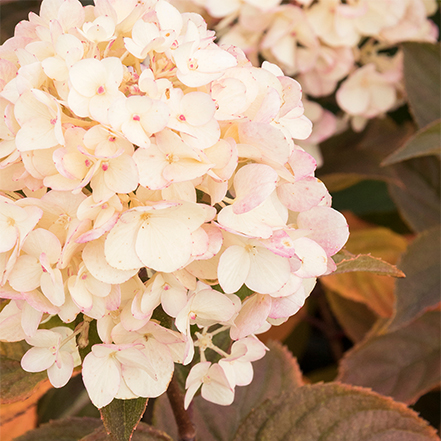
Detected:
[178,114,186,121]
[132,114,141,121]
[101,162,109,171]
[97,85,106,95]
[187,59,198,70]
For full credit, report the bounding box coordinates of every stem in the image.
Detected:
[316,291,344,361]
[167,376,196,441]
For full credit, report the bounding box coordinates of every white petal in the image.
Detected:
[82,351,121,408]
[218,245,250,294]
[135,216,192,273]
[47,351,74,388]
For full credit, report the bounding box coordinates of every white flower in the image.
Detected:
[21,327,81,388]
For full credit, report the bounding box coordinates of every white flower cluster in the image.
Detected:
[172,0,439,138]
[0,0,349,409]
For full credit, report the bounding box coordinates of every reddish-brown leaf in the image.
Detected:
[233,383,439,441]
[153,340,303,441]
[338,311,440,404]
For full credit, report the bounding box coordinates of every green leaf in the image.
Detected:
[12,417,102,441]
[338,311,441,405]
[403,42,441,128]
[233,383,439,441]
[382,119,441,165]
[332,250,405,277]
[100,398,148,441]
[12,417,172,441]
[388,226,441,331]
[388,156,440,232]
[0,341,48,404]
[325,290,378,343]
[153,341,303,441]
[82,423,174,441]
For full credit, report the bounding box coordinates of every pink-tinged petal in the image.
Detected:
[292,237,327,278]
[194,49,237,73]
[8,255,41,292]
[201,364,234,406]
[190,227,209,258]
[233,164,278,214]
[235,336,268,362]
[0,301,27,342]
[22,228,61,263]
[336,78,370,115]
[15,119,60,152]
[218,245,250,294]
[161,285,188,318]
[121,120,151,149]
[83,238,137,284]
[158,202,208,232]
[68,276,93,311]
[230,294,272,340]
[261,230,297,259]
[191,289,236,324]
[120,301,150,332]
[277,177,329,212]
[181,92,216,127]
[247,247,290,294]
[105,212,144,270]
[90,91,125,125]
[82,351,121,408]
[254,87,281,124]
[115,347,155,377]
[288,148,316,181]
[184,378,202,410]
[238,122,292,164]
[21,347,55,372]
[21,302,42,337]
[135,217,192,273]
[296,206,349,256]
[174,302,192,336]
[105,285,121,311]
[180,119,220,150]
[177,69,224,89]
[196,224,223,261]
[67,88,90,118]
[47,350,74,388]
[24,289,59,314]
[0,223,18,253]
[69,58,106,97]
[186,361,211,388]
[219,193,287,239]
[211,78,247,120]
[163,156,213,184]
[139,284,161,317]
[104,155,139,194]
[40,268,65,306]
[268,273,303,298]
[156,0,183,33]
[124,339,174,398]
[268,287,307,319]
[219,358,253,387]
[133,145,168,190]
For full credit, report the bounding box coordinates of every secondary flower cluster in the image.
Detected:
[172,0,439,161]
[0,0,348,409]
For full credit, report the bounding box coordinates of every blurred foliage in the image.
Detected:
[0,1,439,440]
